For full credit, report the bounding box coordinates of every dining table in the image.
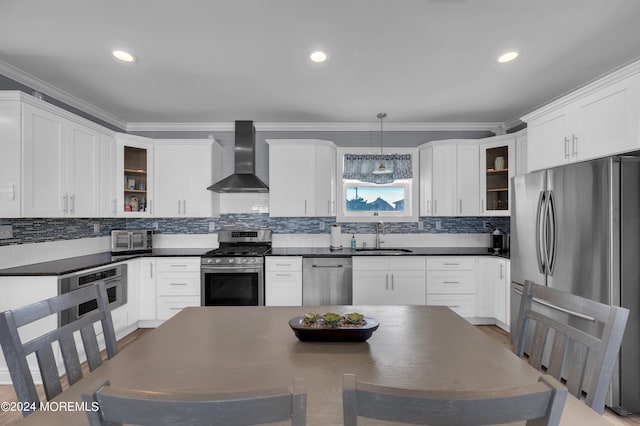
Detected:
[18,305,611,425]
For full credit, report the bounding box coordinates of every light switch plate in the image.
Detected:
[435,220,442,230]
[0,224,13,239]
[208,222,215,232]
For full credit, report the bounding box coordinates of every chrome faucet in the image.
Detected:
[375,221,385,248]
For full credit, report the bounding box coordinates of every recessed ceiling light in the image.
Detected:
[309,50,328,63]
[113,50,137,63]
[498,51,518,63]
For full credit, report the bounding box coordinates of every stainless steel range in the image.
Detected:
[201,230,271,306]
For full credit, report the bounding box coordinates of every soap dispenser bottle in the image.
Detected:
[350,235,357,249]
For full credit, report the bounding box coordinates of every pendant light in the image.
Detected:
[372,112,392,175]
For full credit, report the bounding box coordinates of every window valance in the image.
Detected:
[342,153,413,184]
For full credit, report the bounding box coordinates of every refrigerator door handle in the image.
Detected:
[547,190,558,276]
[535,191,546,274]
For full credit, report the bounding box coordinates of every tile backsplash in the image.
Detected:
[0,215,510,246]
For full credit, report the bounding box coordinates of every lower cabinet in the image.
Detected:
[352,257,426,305]
[265,257,302,306]
[137,257,201,327]
[477,257,510,330]
[426,257,477,318]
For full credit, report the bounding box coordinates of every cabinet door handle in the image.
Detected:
[149,199,153,214]
[564,137,570,159]
[304,199,307,215]
[434,200,437,215]
[459,199,462,214]
[499,264,504,279]
[178,200,181,215]
[70,195,75,213]
[481,198,485,213]
[112,199,117,215]
[150,263,153,278]
[572,134,578,157]
[391,274,394,291]
[183,200,186,215]
[426,200,431,214]
[62,194,68,213]
[385,274,389,290]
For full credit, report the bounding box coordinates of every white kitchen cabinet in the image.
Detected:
[22,103,100,217]
[524,71,640,172]
[265,256,302,306]
[154,140,221,217]
[477,257,509,330]
[99,133,117,217]
[155,258,201,321]
[116,134,154,217]
[0,96,21,217]
[352,257,425,305]
[479,136,515,216]
[267,139,337,217]
[137,258,157,323]
[420,141,479,216]
[426,257,477,318]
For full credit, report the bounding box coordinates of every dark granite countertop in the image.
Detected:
[0,246,509,277]
[0,248,208,277]
[269,247,510,259]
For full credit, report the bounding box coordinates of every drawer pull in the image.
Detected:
[169,307,182,310]
[169,283,188,286]
[443,263,460,266]
[170,264,188,267]
[275,264,292,267]
[275,273,292,277]
[448,305,461,308]
[443,281,460,284]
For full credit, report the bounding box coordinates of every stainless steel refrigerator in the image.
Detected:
[510,156,639,415]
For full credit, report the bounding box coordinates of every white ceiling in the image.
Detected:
[1,0,640,129]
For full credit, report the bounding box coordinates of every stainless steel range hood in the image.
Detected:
[207,120,269,193]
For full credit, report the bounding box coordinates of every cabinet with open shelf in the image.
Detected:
[479,136,515,216]
[116,135,154,217]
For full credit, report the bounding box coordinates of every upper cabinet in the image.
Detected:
[420,140,479,216]
[99,133,117,217]
[22,102,101,217]
[154,140,222,217]
[479,135,515,216]
[523,68,640,172]
[267,139,337,217]
[116,134,154,217]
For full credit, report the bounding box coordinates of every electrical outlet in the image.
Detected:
[208,222,216,232]
[0,224,13,239]
[483,221,490,229]
[417,221,424,230]
[319,221,325,230]
[93,223,100,234]
[435,219,442,230]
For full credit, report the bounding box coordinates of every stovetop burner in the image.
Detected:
[203,245,271,257]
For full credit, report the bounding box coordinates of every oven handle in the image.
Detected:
[201,266,263,273]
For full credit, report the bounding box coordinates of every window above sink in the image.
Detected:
[336,147,419,223]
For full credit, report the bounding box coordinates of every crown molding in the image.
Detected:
[0,60,128,130]
[126,121,502,132]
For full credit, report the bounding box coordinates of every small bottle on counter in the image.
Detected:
[351,235,357,249]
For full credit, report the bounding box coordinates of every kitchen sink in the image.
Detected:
[354,248,413,255]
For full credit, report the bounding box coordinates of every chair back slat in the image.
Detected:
[565,344,588,398]
[514,280,630,414]
[343,373,567,426]
[0,282,118,417]
[58,334,83,386]
[80,325,103,371]
[35,344,63,400]
[528,322,549,369]
[546,331,568,378]
[82,379,307,426]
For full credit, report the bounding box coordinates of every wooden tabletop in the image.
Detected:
[19,306,611,425]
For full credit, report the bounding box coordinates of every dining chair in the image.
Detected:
[82,378,307,426]
[514,279,629,414]
[0,281,118,416]
[342,373,567,426]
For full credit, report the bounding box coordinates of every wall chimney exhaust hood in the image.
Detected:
[207,120,269,193]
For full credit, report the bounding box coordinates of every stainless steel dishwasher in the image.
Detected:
[302,257,352,306]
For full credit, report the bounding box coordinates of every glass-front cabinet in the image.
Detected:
[116,134,154,216]
[479,136,515,216]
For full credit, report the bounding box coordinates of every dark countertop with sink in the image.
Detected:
[269,246,509,258]
[0,247,508,277]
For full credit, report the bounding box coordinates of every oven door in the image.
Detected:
[201,265,264,306]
